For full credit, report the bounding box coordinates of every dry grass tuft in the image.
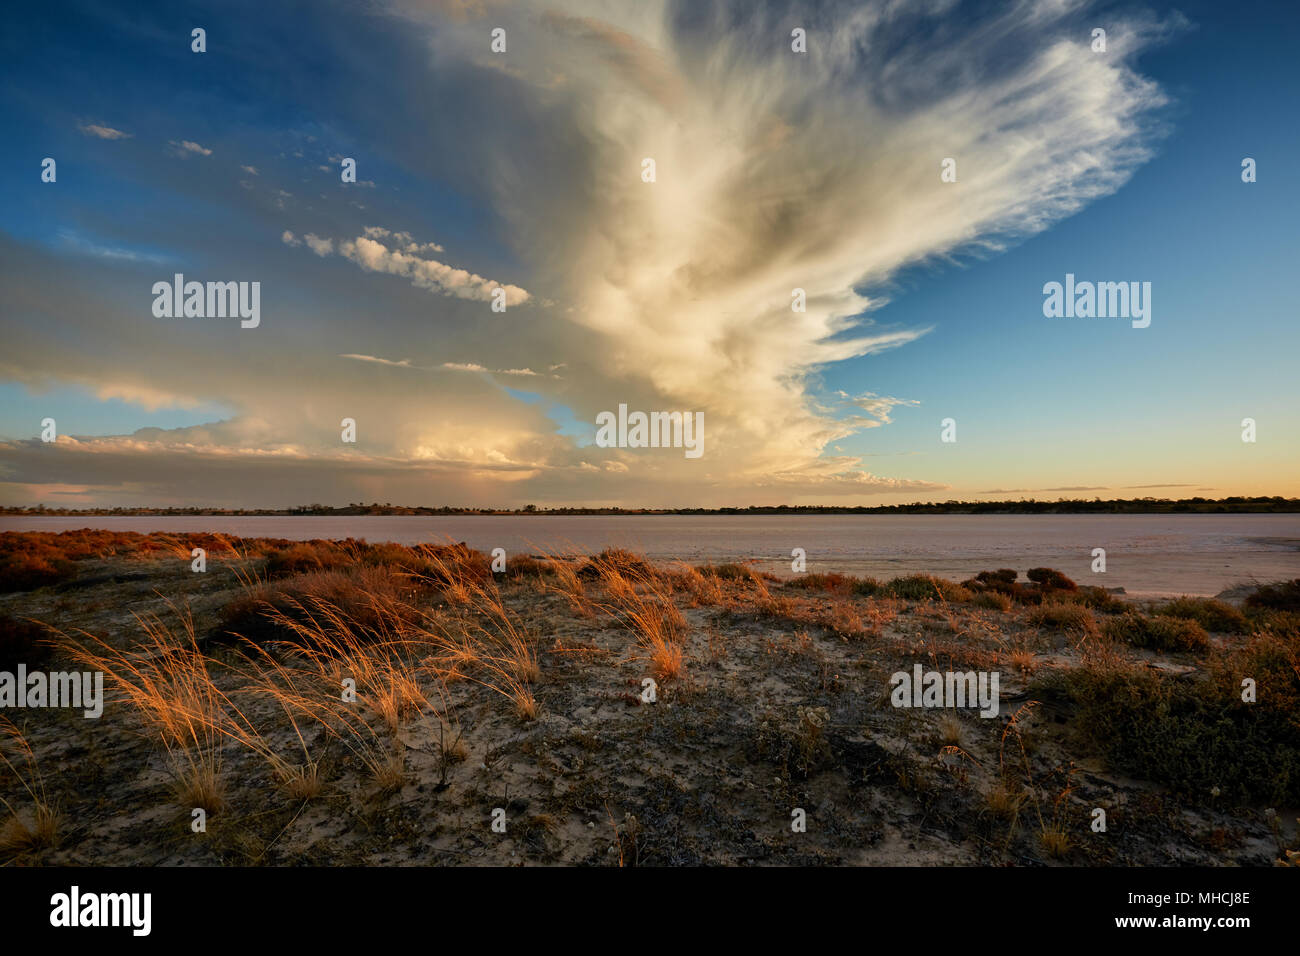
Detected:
[985,781,1027,822]
[1009,648,1038,676]
[0,718,59,853]
[937,713,964,748]
[61,599,231,813]
[1040,823,1071,858]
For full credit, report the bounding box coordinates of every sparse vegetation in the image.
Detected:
[1,534,1291,866]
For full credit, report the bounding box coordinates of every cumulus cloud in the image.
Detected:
[303,233,334,256]
[384,0,1169,491]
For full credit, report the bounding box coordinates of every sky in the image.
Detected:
[1,0,1296,509]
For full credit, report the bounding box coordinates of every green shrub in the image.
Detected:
[880,574,971,602]
[784,573,856,594]
[1103,612,1210,652]
[502,555,555,580]
[1245,579,1300,613]
[1065,660,1300,805]
[1155,597,1249,634]
[1072,586,1129,613]
[971,590,1013,612]
[1026,601,1095,631]
[851,577,882,596]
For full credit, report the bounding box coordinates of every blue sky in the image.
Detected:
[818,0,1299,497]
[1,0,1296,508]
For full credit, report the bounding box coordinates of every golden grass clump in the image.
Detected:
[0,717,59,853]
[1040,823,1072,859]
[1026,601,1097,632]
[937,713,964,748]
[586,552,688,681]
[61,600,231,813]
[1008,648,1038,675]
[985,780,1027,823]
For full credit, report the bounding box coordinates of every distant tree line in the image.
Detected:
[3,496,1298,516]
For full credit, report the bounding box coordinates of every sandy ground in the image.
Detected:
[1,548,1295,866]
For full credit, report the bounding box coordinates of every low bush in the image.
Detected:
[217,566,417,646]
[1245,579,1300,613]
[961,567,1081,605]
[971,590,1013,612]
[1103,612,1210,653]
[578,547,653,581]
[0,553,77,592]
[1026,601,1095,631]
[879,574,970,602]
[1027,567,1078,592]
[1155,597,1249,634]
[784,573,856,594]
[1063,653,1300,804]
